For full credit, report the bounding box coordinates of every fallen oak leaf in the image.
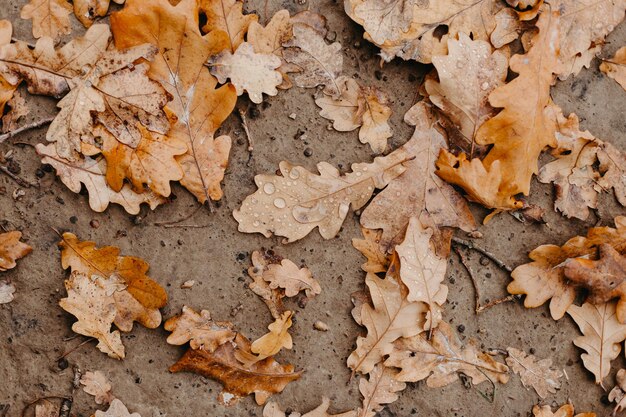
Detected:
[0,280,16,304]
[505,347,563,398]
[199,0,258,51]
[73,0,126,28]
[264,260,320,298]
[263,397,356,417]
[2,91,30,134]
[233,146,410,243]
[164,305,236,351]
[20,0,72,41]
[356,363,405,417]
[80,370,115,404]
[358,86,392,154]
[34,400,59,417]
[248,250,287,319]
[601,46,626,91]
[251,311,294,360]
[170,333,302,406]
[209,42,282,104]
[315,76,363,132]
[597,141,626,207]
[352,228,390,273]
[247,10,293,88]
[0,231,32,271]
[567,301,626,387]
[95,399,141,417]
[609,369,626,415]
[532,403,596,417]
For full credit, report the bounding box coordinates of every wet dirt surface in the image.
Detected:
[0,1,625,416]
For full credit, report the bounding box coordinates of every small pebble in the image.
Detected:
[304,148,313,157]
[288,113,296,120]
[181,280,195,289]
[468,231,483,239]
[90,219,100,229]
[57,357,69,370]
[457,324,465,333]
[314,320,329,331]
[479,256,489,266]
[70,216,78,224]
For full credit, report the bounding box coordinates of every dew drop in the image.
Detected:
[253,220,260,227]
[355,172,362,177]
[273,198,286,208]
[480,82,489,90]
[250,198,258,205]
[289,169,300,179]
[338,203,350,218]
[263,183,276,194]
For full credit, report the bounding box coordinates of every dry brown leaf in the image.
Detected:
[251,311,294,360]
[233,146,409,243]
[1,91,29,134]
[601,46,626,91]
[385,321,509,387]
[264,260,320,298]
[505,347,563,398]
[352,228,390,273]
[170,333,301,406]
[597,141,626,207]
[164,305,236,351]
[538,111,602,220]
[565,244,626,322]
[59,232,167,331]
[347,258,427,375]
[80,370,114,404]
[37,143,165,214]
[209,42,282,104]
[248,250,287,319]
[396,216,447,330]
[94,399,141,417]
[34,400,58,417]
[59,272,125,359]
[263,397,356,417]
[508,216,626,320]
[0,280,16,304]
[356,363,405,417]
[361,102,475,251]
[199,0,258,51]
[567,301,626,387]
[609,369,626,415]
[359,86,392,154]
[20,0,72,41]
[532,404,596,417]
[425,33,507,155]
[0,20,15,118]
[73,0,125,28]
[0,231,32,271]
[111,0,237,204]
[283,22,343,97]
[436,10,560,212]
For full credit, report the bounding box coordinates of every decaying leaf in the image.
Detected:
[209,42,282,104]
[425,33,507,155]
[34,400,58,417]
[263,397,356,417]
[2,91,29,134]
[567,301,626,387]
[73,0,126,28]
[505,347,562,398]
[234,147,409,243]
[94,399,141,417]
[20,0,72,41]
[601,46,626,91]
[597,141,626,207]
[0,280,16,304]
[396,216,448,330]
[112,0,237,204]
[58,232,167,331]
[508,216,626,320]
[356,363,405,417]
[59,272,125,359]
[564,244,626,322]
[199,0,258,51]
[0,20,16,118]
[361,102,475,251]
[80,370,115,404]
[170,333,301,406]
[352,228,390,273]
[164,306,236,351]
[0,231,32,271]
[436,11,560,212]
[532,404,596,417]
[347,258,427,375]
[359,87,392,154]
[248,250,287,319]
[385,321,509,387]
[264,260,320,298]
[609,369,626,415]
[251,311,294,360]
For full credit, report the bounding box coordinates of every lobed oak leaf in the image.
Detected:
[251,311,294,360]
[73,0,126,29]
[0,231,32,271]
[20,0,72,41]
[165,306,236,351]
[170,333,301,406]
[361,102,475,252]
[597,141,626,207]
[316,77,363,132]
[358,86,392,154]
[80,370,114,404]
[0,280,16,304]
[385,321,509,387]
[396,216,448,330]
[505,347,563,398]
[111,0,237,204]
[609,369,626,415]
[601,46,626,91]
[95,399,141,417]
[34,400,59,417]
[347,258,427,375]
[508,216,626,320]
[567,301,626,387]
[2,91,30,134]
[199,0,258,51]
[352,228,390,273]
[247,10,293,88]
[233,147,410,243]
[248,250,287,319]
[0,20,17,118]
[356,363,405,417]
[59,272,125,359]
[532,404,596,417]
[209,42,282,104]
[37,143,165,214]
[263,397,356,417]
[264,260,320,298]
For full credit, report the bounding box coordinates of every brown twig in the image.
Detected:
[57,337,94,360]
[162,223,211,229]
[477,295,517,313]
[0,165,38,188]
[238,108,254,166]
[151,204,202,227]
[452,237,512,272]
[59,366,81,417]
[0,117,55,144]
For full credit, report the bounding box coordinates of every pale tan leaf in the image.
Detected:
[396,216,448,330]
[73,0,123,28]
[356,363,405,417]
[34,400,58,417]
[248,9,293,87]
[210,42,282,104]
[609,369,626,415]
[251,311,294,360]
[385,321,509,387]
[248,250,287,320]
[505,347,562,398]
[199,0,258,51]
[532,404,596,417]
[0,280,16,304]
[233,147,410,243]
[352,228,390,273]
[80,370,115,404]
[315,76,363,132]
[601,46,626,91]
[263,260,320,298]
[20,0,72,40]
[2,91,30,134]
[567,302,626,387]
[263,397,356,417]
[597,141,626,207]
[164,305,236,351]
[0,231,32,271]
[359,86,392,154]
[94,399,141,417]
